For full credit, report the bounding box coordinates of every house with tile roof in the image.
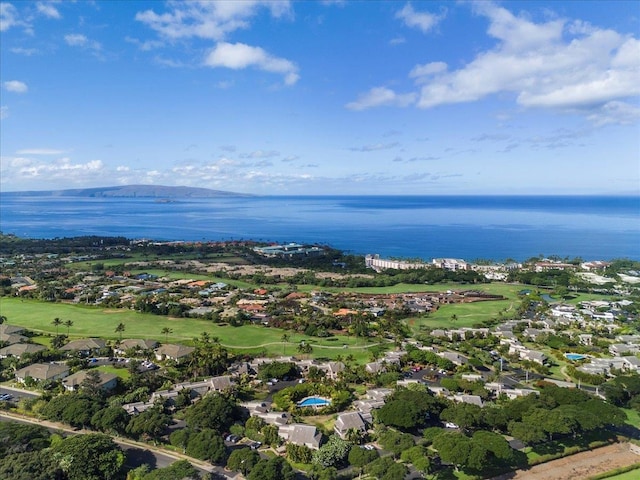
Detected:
[61,338,107,356]
[334,411,367,439]
[155,344,195,362]
[15,363,69,383]
[279,424,323,449]
[0,343,46,359]
[62,370,118,392]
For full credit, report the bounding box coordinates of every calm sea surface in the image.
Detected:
[1,195,638,261]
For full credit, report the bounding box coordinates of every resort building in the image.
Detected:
[253,243,325,258]
[365,254,429,271]
[432,258,469,271]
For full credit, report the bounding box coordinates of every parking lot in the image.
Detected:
[0,386,40,404]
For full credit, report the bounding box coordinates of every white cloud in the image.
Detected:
[136,1,291,41]
[3,80,28,93]
[413,3,640,122]
[125,36,163,52]
[36,2,61,19]
[0,106,8,120]
[4,156,105,183]
[65,33,88,46]
[0,2,20,31]
[409,61,447,79]
[586,101,640,126]
[351,3,640,125]
[16,148,65,155]
[350,142,399,152]
[395,3,445,34]
[204,42,299,85]
[241,150,280,159]
[11,47,39,56]
[64,33,103,57]
[346,87,416,110]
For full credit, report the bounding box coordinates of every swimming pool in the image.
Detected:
[297,396,331,408]
[565,353,586,361]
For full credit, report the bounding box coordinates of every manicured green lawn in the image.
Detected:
[604,467,640,480]
[95,364,131,380]
[409,298,516,330]
[623,408,640,428]
[0,297,379,361]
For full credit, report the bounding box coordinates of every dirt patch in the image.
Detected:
[493,443,640,480]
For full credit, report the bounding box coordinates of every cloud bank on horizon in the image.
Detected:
[1,0,638,195]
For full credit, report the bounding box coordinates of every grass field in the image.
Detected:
[0,297,379,362]
[623,408,640,429]
[600,467,640,480]
[96,364,131,380]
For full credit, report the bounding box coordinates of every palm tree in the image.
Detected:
[281,333,290,355]
[161,327,172,343]
[52,317,62,336]
[0,315,7,325]
[297,341,312,359]
[115,322,126,341]
[64,319,73,336]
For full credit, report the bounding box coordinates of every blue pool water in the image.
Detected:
[297,396,331,407]
[565,353,586,361]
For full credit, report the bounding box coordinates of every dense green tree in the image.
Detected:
[508,419,546,445]
[286,443,313,464]
[308,464,338,480]
[400,445,431,474]
[378,429,415,458]
[247,456,295,480]
[481,406,510,432]
[227,447,261,474]
[0,422,52,456]
[312,435,351,468]
[169,429,191,454]
[126,406,171,444]
[139,460,201,480]
[376,387,440,430]
[0,450,63,480]
[366,456,408,480]
[348,445,379,468]
[186,428,228,464]
[472,430,513,461]
[53,433,125,480]
[184,393,239,433]
[42,393,101,428]
[258,361,298,381]
[91,405,131,434]
[433,431,472,471]
[441,402,482,431]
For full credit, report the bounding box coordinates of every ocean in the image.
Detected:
[0,195,638,262]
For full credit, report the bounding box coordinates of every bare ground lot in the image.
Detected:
[493,443,640,480]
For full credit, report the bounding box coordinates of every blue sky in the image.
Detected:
[1,1,639,195]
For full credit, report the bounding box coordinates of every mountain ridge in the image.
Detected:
[1,185,250,198]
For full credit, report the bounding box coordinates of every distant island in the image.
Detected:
[0,184,250,198]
